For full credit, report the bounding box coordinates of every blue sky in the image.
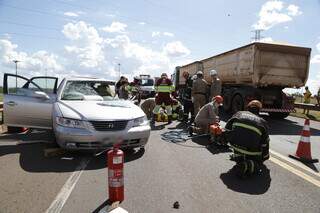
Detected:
[0,0,319,93]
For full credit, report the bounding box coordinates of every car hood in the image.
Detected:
[57,100,145,120]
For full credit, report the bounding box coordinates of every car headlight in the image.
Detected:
[56,117,86,129]
[133,116,149,127]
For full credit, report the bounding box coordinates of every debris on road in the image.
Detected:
[173,201,180,209]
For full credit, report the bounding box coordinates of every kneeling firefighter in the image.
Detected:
[225,100,270,178]
[188,95,223,135]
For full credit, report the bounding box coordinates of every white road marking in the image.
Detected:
[45,157,90,213]
[270,149,320,178]
[270,156,320,188]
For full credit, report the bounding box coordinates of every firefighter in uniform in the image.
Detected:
[192,71,208,116]
[188,96,223,135]
[129,77,141,103]
[225,100,270,178]
[140,97,156,120]
[171,98,183,120]
[152,73,174,124]
[209,69,222,100]
[182,71,194,123]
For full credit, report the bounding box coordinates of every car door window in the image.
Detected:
[6,75,41,96]
[31,78,57,94]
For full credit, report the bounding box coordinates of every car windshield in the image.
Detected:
[141,79,154,86]
[61,80,116,101]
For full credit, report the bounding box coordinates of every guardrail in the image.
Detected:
[294,103,320,111]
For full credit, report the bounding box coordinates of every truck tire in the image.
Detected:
[232,95,244,114]
[268,112,290,119]
[223,95,232,112]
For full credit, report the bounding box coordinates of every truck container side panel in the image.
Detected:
[256,50,309,87]
[177,42,310,88]
[203,46,255,84]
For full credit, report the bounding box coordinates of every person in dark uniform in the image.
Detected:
[225,100,270,178]
[182,71,195,124]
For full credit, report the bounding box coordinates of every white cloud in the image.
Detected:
[152,31,161,37]
[311,42,320,64]
[0,39,63,78]
[139,22,146,25]
[105,35,191,78]
[152,31,175,38]
[259,37,273,43]
[163,41,190,57]
[102,21,127,33]
[287,4,302,16]
[62,21,104,67]
[163,32,175,37]
[253,1,302,30]
[64,12,79,17]
[311,55,320,64]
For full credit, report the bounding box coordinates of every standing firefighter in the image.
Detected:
[188,96,223,135]
[225,100,270,178]
[152,73,174,124]
[303,86,312,115]
[192,71,208,116]
[209,69,222,100]
[182,71,194,123]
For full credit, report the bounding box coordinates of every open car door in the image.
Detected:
[3,73,58,129]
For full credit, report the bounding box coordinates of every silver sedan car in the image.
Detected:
[3,74,150,150]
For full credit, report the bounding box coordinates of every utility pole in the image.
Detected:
[251,29,264,42]
[13,60,20,89]
[45,69,48,90]
[118,63,121,79]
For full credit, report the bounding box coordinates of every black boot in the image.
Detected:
[168,115,172,124]
[150,114,156,125]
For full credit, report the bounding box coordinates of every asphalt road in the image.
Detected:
[0,115,320,213]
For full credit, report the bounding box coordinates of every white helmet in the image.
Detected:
[196,70,203,75]
[210,69,217,76]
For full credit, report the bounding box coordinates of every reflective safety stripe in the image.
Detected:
[231,145,262,156]
[232,122,262,136]
[243,162,248,173]
[264,153,269,158]
[248,160,254,174]
[155,85,174,92]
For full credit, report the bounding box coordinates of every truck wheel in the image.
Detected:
[223,96,232,112]
[232,95,244,114]
[269,112,290,119]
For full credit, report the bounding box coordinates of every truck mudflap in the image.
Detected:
[261,108,296,113]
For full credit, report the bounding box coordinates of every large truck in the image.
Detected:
[173,42,311,119]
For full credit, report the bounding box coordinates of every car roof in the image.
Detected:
[64,76,115,82]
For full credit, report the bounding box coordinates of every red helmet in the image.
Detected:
[182,71,189,79]
[213,95,223,105]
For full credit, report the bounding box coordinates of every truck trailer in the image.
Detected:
[173,42,311,119]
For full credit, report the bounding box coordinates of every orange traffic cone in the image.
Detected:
[289,119,319,163]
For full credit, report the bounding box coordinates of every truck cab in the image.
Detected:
[136,75,155,98]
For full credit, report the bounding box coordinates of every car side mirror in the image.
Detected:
[32,91,50,100]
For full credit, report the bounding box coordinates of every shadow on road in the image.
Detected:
[220,164,271,195]
[0,130,145,173]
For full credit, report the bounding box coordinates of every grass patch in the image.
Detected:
[290,108,320,121]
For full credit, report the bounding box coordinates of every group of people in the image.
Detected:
[116,70,270,178]
[115,76,141,102]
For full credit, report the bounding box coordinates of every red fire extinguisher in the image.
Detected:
[107,144,124,202]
